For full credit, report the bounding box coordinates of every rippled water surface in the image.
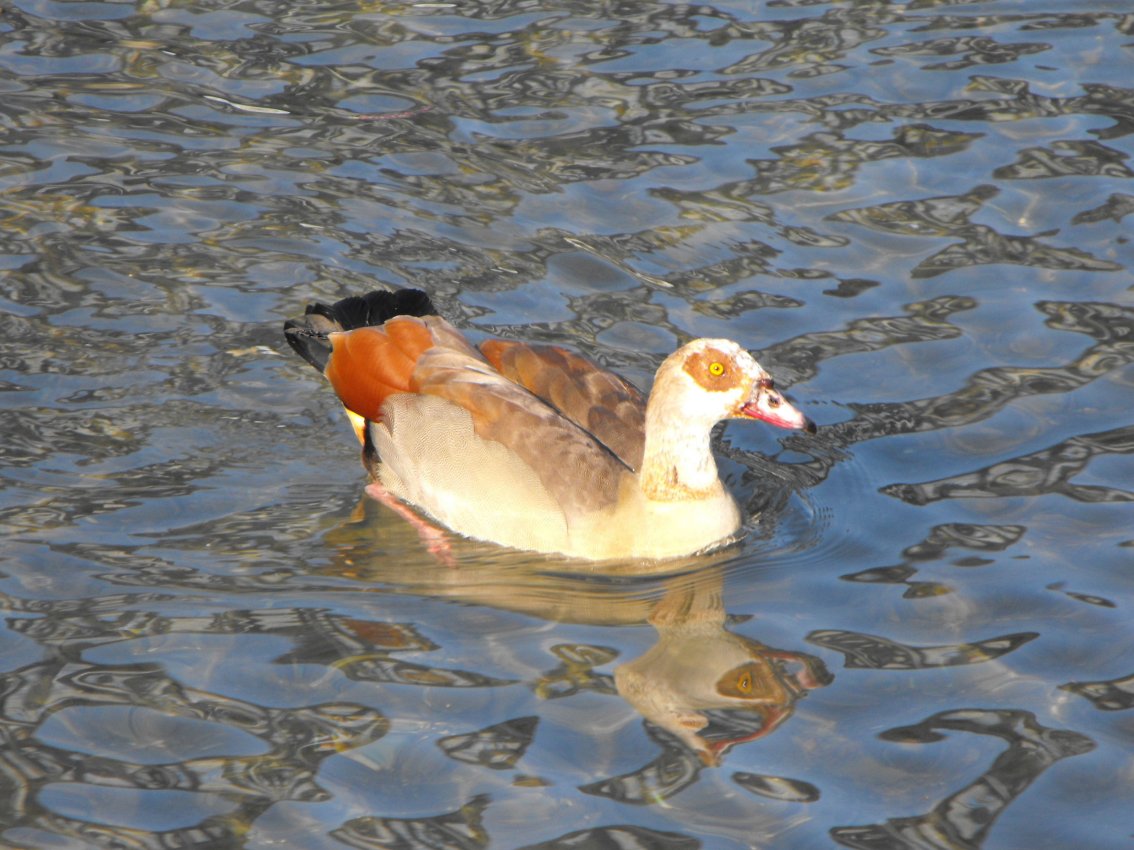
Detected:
[2,0,1132,847]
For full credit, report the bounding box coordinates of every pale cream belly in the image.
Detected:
[370,395,743,561]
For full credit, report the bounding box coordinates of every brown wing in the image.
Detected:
[479,339,647,471]
[413,342,632,517]
[325,315,633,517]
[321,314,481,423]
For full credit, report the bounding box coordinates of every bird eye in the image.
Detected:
[709,361,725,377]
[767,395,781,408]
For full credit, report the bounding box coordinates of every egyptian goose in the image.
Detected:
[284,289,814,561]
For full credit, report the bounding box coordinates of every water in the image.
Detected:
[1,0,1132,847]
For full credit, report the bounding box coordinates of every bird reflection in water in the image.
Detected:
[616,571,830,767]
[590,571,831,804]
[321,520,833,806]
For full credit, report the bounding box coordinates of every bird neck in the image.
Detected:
[639,401,723,502]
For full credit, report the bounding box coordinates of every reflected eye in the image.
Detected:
[708,361,725,377]
[716,662,766,698]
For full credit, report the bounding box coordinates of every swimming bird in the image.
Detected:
[284,289,814,561]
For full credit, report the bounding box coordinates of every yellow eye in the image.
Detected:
[708,361,725,377]
[736,672,752,694]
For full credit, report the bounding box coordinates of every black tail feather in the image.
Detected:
[311,289,437,332]
[283,288,437,373]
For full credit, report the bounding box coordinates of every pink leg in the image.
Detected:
[364,482,456,567]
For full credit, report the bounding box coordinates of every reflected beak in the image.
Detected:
[740,381,816,434]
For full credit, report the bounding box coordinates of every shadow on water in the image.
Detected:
[0,0,1132,847]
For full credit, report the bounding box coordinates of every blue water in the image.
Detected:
[1,1,1132,848]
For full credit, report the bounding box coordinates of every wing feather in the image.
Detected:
[413,344,632,517]
[323,315,635,518]
[479,340,647,471]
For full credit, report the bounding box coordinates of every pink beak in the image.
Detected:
[740,383,816,434]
